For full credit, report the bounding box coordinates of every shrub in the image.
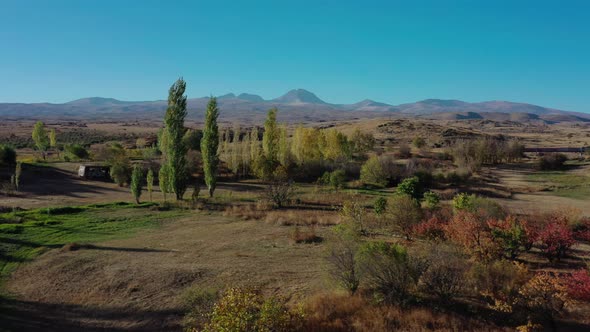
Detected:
[452,193,505,220]
[412,136,426,149]
[536,216,575,261]
[360,155,388,187]
[385,195,423,240]
[518,273,569,319]
[396,143,412,159]
[110,158,131,186]
[326,227,362,295]
[373,197,387,215]
[290,226,321,244]
[64,144,89,160]
[414,216,448,242]
[329,169,346,189]
[201,288,301,332]
[469,260,529,313]
[396,176,423,200]
[263,170,295,209]
[359,241,426,305]
[537,153,567,171]
[445,211,502,260]
[488,216,528,259]
[565,269,590,302]
[0,145,17,167]
[340,200,366,235]
[182,288,218,329]
[420,247,468,302]
[422,191,440,209]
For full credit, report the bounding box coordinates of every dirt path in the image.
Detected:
[2,214,328,331]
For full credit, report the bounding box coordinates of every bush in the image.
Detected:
[326,229,362,295]
[422,191,440,209]
[537,153,567,171]
[396,143,412,159]
[420,247,468,302]
[182,288,218,328]
[360,155,388,187]
[565,269,590,302]
[396,176,423,200]
[469,260,530,313]
[359,241,426,305]
[445,211,502,260]
[0,145,17,167]
[518,273,569,318]
[412,136,426,149]
[340,200,366,235]
[488,216,528,259]
[536,216,575,261]
[110,158,131,186]
[64,144,89,160]
[319,169,346,189]
[290,226,321,244]
[373,197,387,215]
[385,195,423,240]
[201,288,301,332]
[414,216,448,242]
[452,193,505,220]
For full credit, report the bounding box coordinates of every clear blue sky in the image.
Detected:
[1,0,589,112]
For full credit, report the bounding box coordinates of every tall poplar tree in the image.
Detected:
[201,97,220,197]
[32,121,49,160]
[163,78,188,200]
[262,108,279,163]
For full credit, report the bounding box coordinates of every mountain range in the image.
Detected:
[0,89,588,123]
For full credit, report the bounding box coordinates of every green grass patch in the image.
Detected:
[0,202,188,287]
[527,171,590,199]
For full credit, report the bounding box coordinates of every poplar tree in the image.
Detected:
[201,97,219,197]
[130,164,143,204]
[163,78,188,200]
[277,125,290,166]
[159,165,170,202]
[231,124,241,176]
[250,127,261,161]
[262,108,279,163]
[32,121,49,160]
[146,169,154,202]
[49,129,59,158]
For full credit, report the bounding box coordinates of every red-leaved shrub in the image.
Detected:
[565,269,590,302]
[414,216,448,241]
[535,216,575,261]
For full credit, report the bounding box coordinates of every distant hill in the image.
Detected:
[0,90,588,123]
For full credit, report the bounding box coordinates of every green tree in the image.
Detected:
[130,165,143,204]
[277,125,291,167]
[262,108,279,163]
[396,176,423,200]
[163,78,189,200]
[31,121,49,160]
[360,155,387,187]
[159,165,170,202]
[146,169,154,202]
[201,97,220,197]
[110,157,131,187]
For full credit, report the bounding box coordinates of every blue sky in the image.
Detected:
[1,0,589,112]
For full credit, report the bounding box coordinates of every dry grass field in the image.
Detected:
[1,117,590,331]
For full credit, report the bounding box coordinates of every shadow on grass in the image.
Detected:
[0,297,183,332]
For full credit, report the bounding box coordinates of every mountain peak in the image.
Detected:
[273,89,326,104]
[66,97,127,105]
[218,93,236,100]
[237,93,264,102]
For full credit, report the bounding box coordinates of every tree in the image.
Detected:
[110,157,131,187]
[396,176,423,200]
[360,156,387,187]
[159,165,170,201]
[201,97,220,197]
[350,128,375,156]
[163,78,189,200]
[49,128,57,148]
[277,125,291,167]
[230,124,242,176]
[32,121,49,160]
[146,169,154,202]
[130,165,143,204]
[386,195,423,240]
[0,145,16,168]
[262,108,280,164]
